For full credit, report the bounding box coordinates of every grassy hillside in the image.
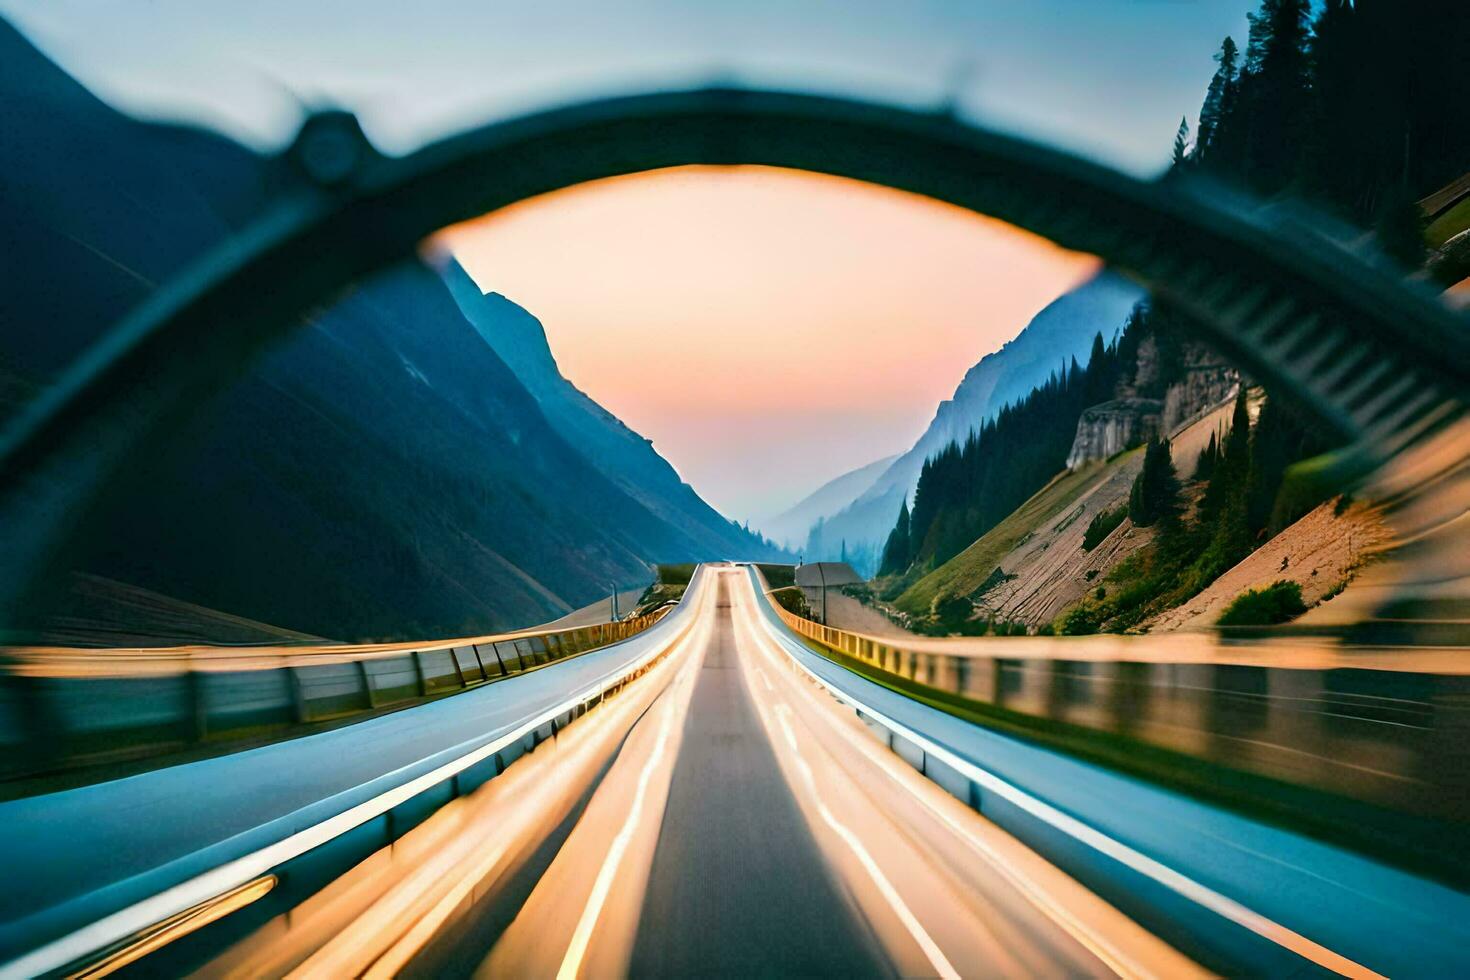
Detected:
[894,462,1109,618]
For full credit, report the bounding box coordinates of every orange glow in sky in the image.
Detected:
[438,166,1097,520]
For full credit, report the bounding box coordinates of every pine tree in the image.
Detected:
[1246,396,1292,532]
[879,497,911,576]
[1197,37,1240,162]
[1195,431,1219,483]
[1200,387,1250,524]
[1128,437,1180,528]
[1172,116,1192,168]
[1193,387,1256,586]
[1242,0,1313,193]
[1222,386,1252,475]
[1083,331,1114,405]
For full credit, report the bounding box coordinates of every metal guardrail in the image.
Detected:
[0,568,707,978]
[760,590,1470,831]
[0,608,669,783]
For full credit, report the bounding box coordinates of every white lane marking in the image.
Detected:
[734,601,1157,979]
[0,572,711,980]
[744,570,1385,980]
[555,674,682,980]
[555,580,715,980]
[770,704,960,980]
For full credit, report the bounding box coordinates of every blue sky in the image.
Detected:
[3,1,1249,175]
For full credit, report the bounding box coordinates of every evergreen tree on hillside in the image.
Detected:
[1223,386,1252,470]
[1172,117,1192,168]
[1300,0,1359,208]
[1246,394,1336,533]
[879,497,912,576]
[1196,37,1240,164]
[1083,330,1117,405]
[1192,387,1255,584]
[1195,431,1219,483]
[1128,437,1181,528]
[1199,387,1249,524]
[1236,0,1312,192]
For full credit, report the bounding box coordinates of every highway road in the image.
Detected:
[180,567,1200,978]
[7,564,1470,978]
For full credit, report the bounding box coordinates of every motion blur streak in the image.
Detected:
[728,582,1196,980]
[188,578,716,978]
[770,702,960,980]
[482,566,1188,977]
[728,573,1200,979]
[744,571,1388,979]
[554,628,696,980]
[479,585,712,978]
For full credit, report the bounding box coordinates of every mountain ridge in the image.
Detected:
[804,271,1144,570]
[756,454,897,550]
[440,260,774,560]
[0,18,777,642]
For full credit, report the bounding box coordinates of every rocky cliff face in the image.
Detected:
[1066,338,1239,469]
[1161,361,1238,435]
[1065,398,1162,469]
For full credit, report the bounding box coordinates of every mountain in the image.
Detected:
[756,455,896,550]
[440,260,777,559]
[0,18,775,641]
[805,271,1145,567]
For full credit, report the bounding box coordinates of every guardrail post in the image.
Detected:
[287,667,307,724]
[412,652,427,697]
[483,643,507,676]
[358,660,376,709]
[186,668,208,741]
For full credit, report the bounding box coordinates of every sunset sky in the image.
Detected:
[0,1,1251,519]
[440,167,1097,519]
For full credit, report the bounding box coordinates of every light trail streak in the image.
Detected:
[478,571,714,979]
[732,581,1191,980]
[770,703,961,980]
[556,662,684,980]
[279,574,715,979]
[2,574,708,980]
[742,568,1387,980]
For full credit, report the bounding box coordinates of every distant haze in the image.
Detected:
[440,166,1097,520]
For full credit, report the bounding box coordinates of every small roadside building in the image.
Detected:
[794,562,863,623]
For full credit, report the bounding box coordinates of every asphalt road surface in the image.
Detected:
[191,566,1195,979]
[19,565,1466,978]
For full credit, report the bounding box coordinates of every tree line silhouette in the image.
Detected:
[875,0,1462,624]
[1186,0,1469,270]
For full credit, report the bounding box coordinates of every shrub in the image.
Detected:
[757,563,796,588]
[769,586,811,618]
[1216,581,1306,627]
[1082,505,1127,551]
[656,563,696,586]
[930,593,975,633]
[1058,602,1103,635]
